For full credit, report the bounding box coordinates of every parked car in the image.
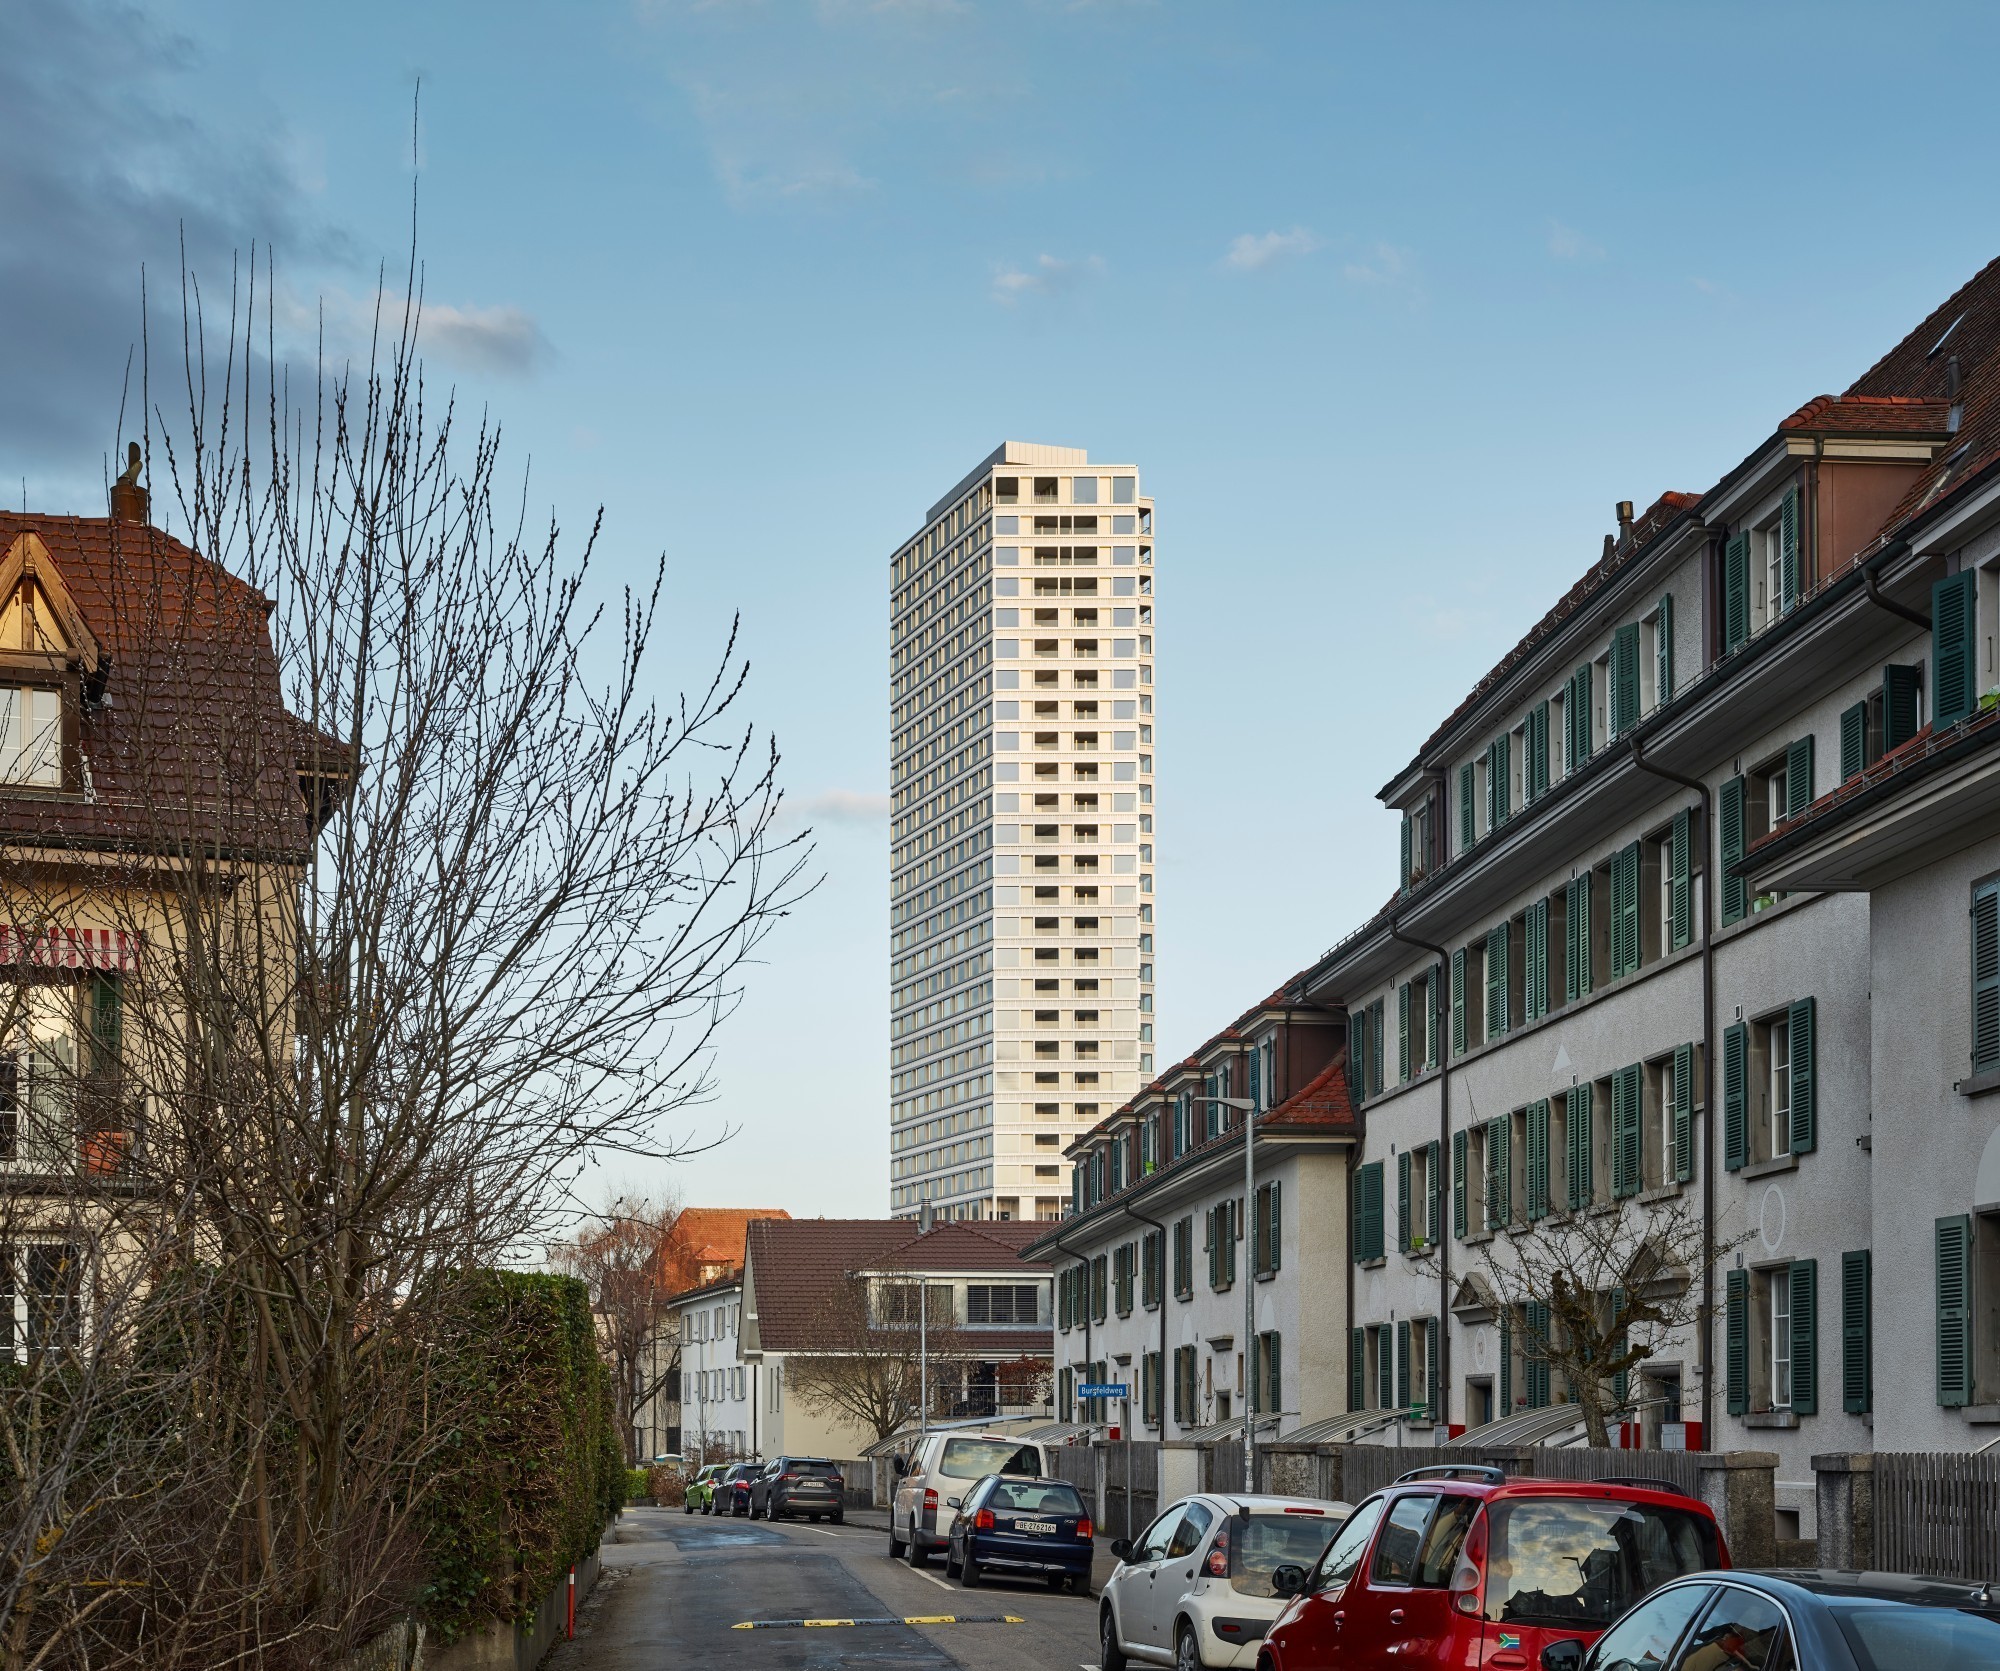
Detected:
[684,1463,728,1515]
[1258,1467,1728,1671]
[944,1474,1096,1594]
[1099,1493,1349,1671]
[720,1462,761,1517]
[750,1456,847,1523]
[1548,1569,2000,1671]
[889,1430,1053,1566]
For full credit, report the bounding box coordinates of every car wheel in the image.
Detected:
[961,1552,981,1588]
[888,1519,906,1560]
[1047,1573,1069,1593]
[944,1541,960,1579]
[809,1514,821,1524]
[1099,1604,1129,1671]
[906,1530,929,1568]
[832,1513,844,1525]
[1175,1620,1207,1671]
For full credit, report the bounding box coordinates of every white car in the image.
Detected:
[888,1431,1052,1567]
[1099,1492,1350,1671]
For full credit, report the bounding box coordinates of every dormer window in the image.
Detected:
[0,688,61,785]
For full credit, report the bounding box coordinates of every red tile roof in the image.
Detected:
[1778,394,1954,435]
[655,1206,791,1292]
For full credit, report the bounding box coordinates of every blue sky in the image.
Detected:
[7,1,1999,1217]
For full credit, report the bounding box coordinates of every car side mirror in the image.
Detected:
[1540,1641,1585,1671]
[1110,1538,1133,1561]
[893,1455,909,1476]
[1269,1564,1308,1598]
[947,1495,962,1509]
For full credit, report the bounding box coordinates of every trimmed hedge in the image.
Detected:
[417,1271,624,1644]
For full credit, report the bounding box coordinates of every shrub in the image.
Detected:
[646,1465,685,1506]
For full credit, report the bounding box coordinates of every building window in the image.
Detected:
[0,687,61,786]
[1767,1266,1792,1409]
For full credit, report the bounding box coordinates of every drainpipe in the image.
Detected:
[1863,565,1931,630]
[1050,1223,1092,1427]
[1388,914,1452,1430]
[1627,734,1715,1449]
[1122,1199,1170,1436]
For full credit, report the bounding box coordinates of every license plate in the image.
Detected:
[1016,1520,1056,1534]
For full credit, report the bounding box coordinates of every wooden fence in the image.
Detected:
[1875,1452,2000,1581]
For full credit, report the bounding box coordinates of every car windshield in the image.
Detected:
[938,1439,1041,1480]
[1229,1513,1346,1597]
[1484,1498,1719,1628]
[990,1481,1085,1516]
[1834,1603,2000,1670]
[791,1461,838,1475]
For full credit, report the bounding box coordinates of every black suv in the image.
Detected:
[750,1456,846,1523]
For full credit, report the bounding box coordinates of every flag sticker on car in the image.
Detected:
[1497,1633,1521,1650]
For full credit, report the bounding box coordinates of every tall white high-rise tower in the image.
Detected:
[889,443,1158,1222]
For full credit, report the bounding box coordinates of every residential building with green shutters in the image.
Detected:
[1294,257,2000,1540]
[1022,990,1355,1443]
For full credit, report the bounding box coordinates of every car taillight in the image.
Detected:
[1206,1521,1231,1578]
[829,1475,843,1489]
[1449,1510,1488,1618]
[1077,1517,1093,1541]
[923,1487,938,1513]
[781,1473,797,1482]
[974,1508,995,1530]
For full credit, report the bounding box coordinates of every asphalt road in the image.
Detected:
[546,1506,1115,1671]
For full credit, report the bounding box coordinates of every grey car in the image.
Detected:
[750,1456,846,1523]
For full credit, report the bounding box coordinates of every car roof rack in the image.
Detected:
[1589,1475,1699,1500]
[1394,1465,1507,1486]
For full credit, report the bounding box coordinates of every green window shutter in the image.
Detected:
[1267,1333,1282,1415]
[1362,1161,1385,1262]
[1524,1302,1551,1409]
[1426,1140,1442,1243]
[1788,996,1817,1155]
[1786,734,1814,820]
[1790,1258,1818,1416]
[1349,1008,1367,1106]
[1672,1042,1695,1183]
[1724,531,1751,651]
[1371,999,1385,1096]
[1670,806,1693,951]
[1611,841,1641,976]
[1499,1314,1513,1414]
[1572,663,1595,765]
[1527,701,1550,801]
[1429,964,1445,1070]
[1719,775,1747,926]
[1396,1319,1412,1409]
[1974,882,2000,1075]
[1566,873,1593,1002]
[1840,701,1868,782]
[1425,1317,1441,1418]
[1842,1249,1872,1415]
[1459,761,1476,851]
[1400,816,1413,890]
[1270,1180,1282,1273]
[1933,569,1980,729]
[1398,981,1412,1082]
[1350,1329,1365,1412]
[89,973,122,1078]
[1485,741,1499,830]
[1779,486,1801,614]
[1452,1128,1468,1238]
[1938,1214,1975,1407]
[1723,1021,1749,1171]
[1612,1064,1642,1198]
[1487,1115,1510,1230]
[1525,1098,1550,1221]
[1567,1083,1594,1210]
[1611,622,1641,737]
[1397,1149,1412,1253]
[1450,948,1467,1055]
[1610,1286,1630,1406]
[1524,898,1548,1021]
[1486,922,1510,1038]
[1726,1268,1749,1416]
[1379,1325,1395,1410]
[1496,732,1511,824]
[1656,592,1675,704]
[1883,664,1923,751]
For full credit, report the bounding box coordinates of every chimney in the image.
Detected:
[918,1201,935,1234]
[1615,500,1635,542]
[110,442,149,525]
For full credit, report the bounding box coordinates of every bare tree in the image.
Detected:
[0,243,813,1670]
[550,1191,683,1461]
[1431,1193,1743,1447]
[783,1277,971,1447]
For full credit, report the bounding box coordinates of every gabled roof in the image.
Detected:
[1777,394,1953,436]
[655,1206,790,1292]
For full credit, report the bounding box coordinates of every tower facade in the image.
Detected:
[890,443,1157,1221]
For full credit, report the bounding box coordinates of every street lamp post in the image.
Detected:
[1204,1093,1260,1493]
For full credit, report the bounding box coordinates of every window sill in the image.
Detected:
[1743,1409,1800,1430]
[1358,1257,1386,1271]
[1957,1067,2000,1100]
[1255,1269,1278,1284]
[1464,1231,1494,1247]
[1742,1154,1799,1180]
[1639,1183,1686,1204]
[1959,1404,2000,1426]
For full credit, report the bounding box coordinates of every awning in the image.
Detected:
[1177,1414,1285,1444]
[1016,1421,1108,1445]
[861,1414,1052,1457]
[1282,1408,1420,1446]
[0,926,141,971]
[1443,1399,1641,1450]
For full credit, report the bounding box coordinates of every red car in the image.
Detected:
[1259,1466,1727,1671]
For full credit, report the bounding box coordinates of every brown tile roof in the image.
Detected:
[655,1206,791,1292]
[1778,394,1954,435]
[0,512,328,858]
[745,1218,1052,1353]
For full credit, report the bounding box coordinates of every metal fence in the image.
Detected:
[1104,1441,1160,1540]
[1876,1452,2000,1581]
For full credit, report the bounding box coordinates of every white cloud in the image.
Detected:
[1547,219,1605,262]
[992,253,1105,303]
[419,302,550,375]
[1223,227,1323,272]
[794,789,890,823]
[1341,242,1416,287]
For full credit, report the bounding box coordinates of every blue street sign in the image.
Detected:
[1079,1383,1129,1399]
